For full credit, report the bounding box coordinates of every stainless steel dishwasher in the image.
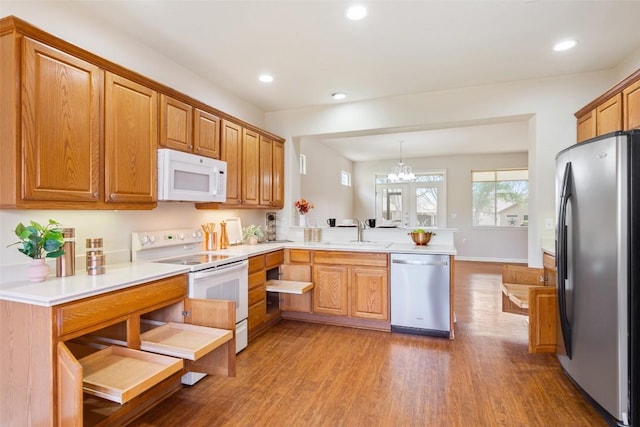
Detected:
[390,253,451,338]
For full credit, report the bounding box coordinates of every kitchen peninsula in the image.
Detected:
[1,230,456,426]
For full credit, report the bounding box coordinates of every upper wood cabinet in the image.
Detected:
[194,108,221,158]
[259,135,274,207]
[220,119,242,204]
[623,78,640,130]
[575,68,640,142]
[595,93,622,136]
[104,72,158,205]
[0,16,283,210]
[1,34,102,208]
[576,109,596,143]
[241,128,260,206]
[159,94,221,159]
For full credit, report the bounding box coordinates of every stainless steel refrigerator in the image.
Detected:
[556,130,639,426]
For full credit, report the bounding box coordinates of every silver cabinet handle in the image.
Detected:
[392,259,447,266]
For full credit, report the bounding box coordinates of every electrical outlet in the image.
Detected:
[545,218,553,230]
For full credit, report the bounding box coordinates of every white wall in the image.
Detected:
[266,71,618,266]
[298,139,354,226]
[615,46,640,82]
[353,152,529,263]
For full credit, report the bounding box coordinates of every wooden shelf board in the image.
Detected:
[266,279,313,295]
[140,322,233,361]
[79,345,183,404]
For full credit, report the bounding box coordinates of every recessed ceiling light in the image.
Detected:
[332,92,347,100]
[345,5,368,21]
[553,39,577,52]
[259,74,274,83]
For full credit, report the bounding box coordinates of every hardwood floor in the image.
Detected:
[129,261,606,426]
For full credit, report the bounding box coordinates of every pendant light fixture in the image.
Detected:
[387,141,415,182]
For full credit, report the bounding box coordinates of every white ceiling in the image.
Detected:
[66,0,640,161]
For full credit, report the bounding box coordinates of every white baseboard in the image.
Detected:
[454,256,527,264]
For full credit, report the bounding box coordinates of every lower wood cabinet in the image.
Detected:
[529,252,558,353]
[1,275,235,427]
[248,249,284,339]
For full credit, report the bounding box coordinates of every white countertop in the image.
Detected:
[1,240,456,307]
[0,262,190,307]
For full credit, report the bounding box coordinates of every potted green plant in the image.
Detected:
[8,219,65,282]
[242,224,264,245]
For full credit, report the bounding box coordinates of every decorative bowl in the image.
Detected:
[408,231,435,246]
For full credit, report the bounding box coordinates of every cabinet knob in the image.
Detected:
[93,192,99,198]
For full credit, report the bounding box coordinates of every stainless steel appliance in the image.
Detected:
[157,148,227,202]
[556,130,639,426]
[390,253,451,338]
[132,228,249,384]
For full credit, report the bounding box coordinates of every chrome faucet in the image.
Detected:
[354,219,364,242]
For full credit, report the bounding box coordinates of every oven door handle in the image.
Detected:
[193,260,248,280]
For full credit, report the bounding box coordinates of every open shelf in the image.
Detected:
[266,279,313,295]
[140,322,233,361]
[79,345,183,404]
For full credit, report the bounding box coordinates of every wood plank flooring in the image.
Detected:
[129,261,606,426]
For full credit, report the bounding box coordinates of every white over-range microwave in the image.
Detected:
[157,148,227,202]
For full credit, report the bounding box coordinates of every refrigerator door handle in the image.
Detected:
[557,161,573,359]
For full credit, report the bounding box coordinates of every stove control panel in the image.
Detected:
[132,228,204,251]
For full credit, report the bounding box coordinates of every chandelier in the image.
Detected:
[387,141,415,182]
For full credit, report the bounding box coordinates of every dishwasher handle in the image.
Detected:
[392,259,448,266]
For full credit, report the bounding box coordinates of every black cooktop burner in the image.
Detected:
[157,254,231,266]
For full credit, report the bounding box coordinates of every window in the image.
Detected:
[341,170,351,187]
[472,169,528,227]
[299,154,307,175]
[375,171,446,227]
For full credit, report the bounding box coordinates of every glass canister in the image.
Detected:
[56,227,76,277]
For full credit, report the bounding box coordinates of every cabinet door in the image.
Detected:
[194,108,220,158]
[623,79,640,130]
[576,109,596,143]
[313,265,349,316]
[104,72,157,204]
[159,94,193,152]
[259,135,273,206]
[22,37,101,202]
[220,120,242,204]
[350,267,389,320]
[596,93,622,136]
[528,288,557,353]
[241,128,260,205]
[57,342,83,427]
[272,140,285,208]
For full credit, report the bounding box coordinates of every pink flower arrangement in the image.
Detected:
[294,198,314,215]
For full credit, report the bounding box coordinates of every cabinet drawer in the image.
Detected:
[313,251,388,267]
[265,250,284,269]
[248,301,266,329]
[57,275,187,338]
[248,285,266,306]
[248,270,266,290]
[248,255,265,274]
[287,249,311,263]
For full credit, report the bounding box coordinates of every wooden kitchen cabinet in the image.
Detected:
[0,33,102,208]
[575,68,640,142]
[1,273,236,426]
[159,94,221,159]
[242,128,260,206]
[272,140,285,208]
[313,251,389,321]
[576,109,596,143]
[104,72,158,205]
[248,250,284,339]
[623,78,640,130]
[313,265,350,316]
[259,135,274,206]
[596,93,622,136]
[528,251,558,353]
[220,119,242,204]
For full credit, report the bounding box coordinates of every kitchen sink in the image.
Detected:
[323,241,392,249]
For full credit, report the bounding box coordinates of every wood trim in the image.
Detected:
[281,311,390,332]
[0,16,285,143]
[575,68,640,118]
